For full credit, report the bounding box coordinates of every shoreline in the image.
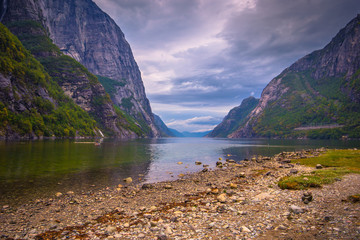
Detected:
[1,148,359,239]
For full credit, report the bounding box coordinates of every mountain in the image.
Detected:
[218,15,360,139]
[181,131,212,138]
[153,114,175,137]
[0,0,160,137]
[168,129,211,138]
[169,128,184,137]
[207,96,259,138]
[0,23,100,139]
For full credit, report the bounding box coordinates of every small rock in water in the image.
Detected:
[195,161,202,165]
[177,162,183,165]
[55,192,63,197]
[203,164,209,167]
[123,177,132,183]
[202,168,208,172]
[216,161,223,167]
[142,183,154,189]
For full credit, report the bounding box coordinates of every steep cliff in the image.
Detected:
[2,0,160,137]
[0,23,98,139]
[153,114,175,137]
[208,97,259,138]
[227,15,360,139]
[1,0,158,138]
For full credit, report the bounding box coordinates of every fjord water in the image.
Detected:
[0,138,359,205]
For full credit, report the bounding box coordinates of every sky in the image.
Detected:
[93,0,360,132]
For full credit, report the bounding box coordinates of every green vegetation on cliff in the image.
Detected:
[0,23,96,138]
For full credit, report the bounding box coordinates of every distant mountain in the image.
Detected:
[169,128,184,137]
[207,96,259,137]
[153,114,175,137]
[182,131,212,138]
[169,129,211,138]
[1,0,161,138]
[214,14,360,139]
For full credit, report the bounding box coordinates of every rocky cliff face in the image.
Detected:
[208,97,259,138]
[227,15,360,139]
[0,23,100,139]
[1,0,160,137]
[153,114,175,137]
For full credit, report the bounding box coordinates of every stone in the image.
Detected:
[290,169,298,174]
[229,183,237,189]
[177,162,183,165]
[217,193,227,203]
[164,185,172,189]
[55,192,63,197]
[142,183,154,189]
[301,192,313,204]
[316,164,323,169]
[289,205,305,214]
[277,225,287,230]
[202,168,208,172]
[237,172,246,178]
[123,177,132,183]
[240,226,251,232]
[106,226,117,233]
[157,234,168,240]
[195,161,202,165]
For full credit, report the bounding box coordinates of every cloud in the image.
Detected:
[93,0,360,132]
[166,116,221,132]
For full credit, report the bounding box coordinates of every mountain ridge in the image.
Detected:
[214,14,360,139]
[0,0,161,138]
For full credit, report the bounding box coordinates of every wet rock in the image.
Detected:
[177,162,183,165]
[202,168,208,172]
[142,183,154,189]
[123,177,133,183]
[216,161,223,167]
[55,192,63,197]
[195,161,202,165]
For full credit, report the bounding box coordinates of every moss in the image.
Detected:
[278,150,360,190]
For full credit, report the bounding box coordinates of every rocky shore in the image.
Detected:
[1,149,359,239]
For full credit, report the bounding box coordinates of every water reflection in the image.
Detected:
[0,138,358,205]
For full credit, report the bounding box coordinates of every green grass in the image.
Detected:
[278,149,360,190]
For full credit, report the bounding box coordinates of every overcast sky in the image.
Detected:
[93,0,360,132]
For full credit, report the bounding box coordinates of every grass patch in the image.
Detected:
[278,149,360,190]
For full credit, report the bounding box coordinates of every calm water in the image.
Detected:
[0,138,359,205]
